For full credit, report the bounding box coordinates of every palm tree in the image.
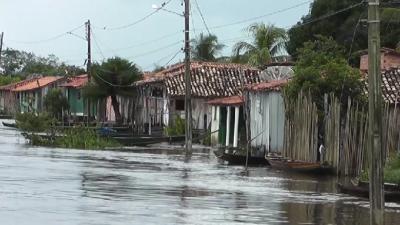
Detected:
[232,23,287,66]
[191,33,224,61]
[83,57,142,124]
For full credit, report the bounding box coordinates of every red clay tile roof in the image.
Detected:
[364,68,400,104]
[0,82,18,91]
[136,61,261,98]
[246,79,289,92]
[207,96,244,106]
[59,74,88,88]
[12,76,64,92]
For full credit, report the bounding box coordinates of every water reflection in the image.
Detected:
[0,121,399,225]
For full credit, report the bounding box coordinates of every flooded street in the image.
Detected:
[0,121,399,225]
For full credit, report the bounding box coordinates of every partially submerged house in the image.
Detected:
[245,63,294,153]
[134,61,261,138]
[59,74,89,119]
[12,76,65,113]
[0,82,19,114]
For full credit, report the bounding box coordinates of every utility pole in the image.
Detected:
[86,20,92,125]
[0,32,4,64]
[367,0,384,225]
[184,0,192,152]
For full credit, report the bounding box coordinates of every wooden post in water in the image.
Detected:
[367,0,384,224]
[184,0,192,153]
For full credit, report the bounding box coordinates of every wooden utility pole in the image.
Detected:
[0,32,4,64]
[367,0,384,224]
[184,0,193,152]
[86,20,92,125]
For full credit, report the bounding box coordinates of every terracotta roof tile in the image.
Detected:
[12,76,64,92]
[246,79,289,92]
[364,68,400,104]
[207,95,244,106]
[59,74,88,88]
[136,61,261,98]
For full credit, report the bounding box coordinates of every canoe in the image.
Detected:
[113,135,185,146]
[213,151,269,166]
[2,122,17,128]
[265,156,334,175]
[338,183,400,202]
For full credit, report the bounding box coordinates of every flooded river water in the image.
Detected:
[0,121,399,225]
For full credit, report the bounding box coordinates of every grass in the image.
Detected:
[360,155,400,185]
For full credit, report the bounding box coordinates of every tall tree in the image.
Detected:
[83,57,142,124]
[287,0,400,59]
[191,33,224,61]
[232,23,287,66]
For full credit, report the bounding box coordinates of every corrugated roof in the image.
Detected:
[136,61,261,98]
[12,76,64,92]
[207,95,244,106]
[246,79,289,92]
[59,74,88,88]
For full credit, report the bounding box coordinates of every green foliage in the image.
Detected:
[285,36,364,110]
[287,0,400,59]
[16,112,54,132]
[44,89,69,119]
[0,75,21,86]
[191,33,224,61]
[233,23,287,66]
[0,48,84,76]
[164,116,185,136]
[55,128,120,149]
[83,57,142,124]
[361,156,400,184]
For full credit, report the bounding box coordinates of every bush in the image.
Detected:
[164,116,185,136]
[16,112,54,132]
[55,127,120,149]
[43,88,69,119]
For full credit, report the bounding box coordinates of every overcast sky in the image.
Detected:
[0,0,311,71]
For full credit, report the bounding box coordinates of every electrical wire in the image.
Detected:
[99,0,173,31]
[91,30,106,60]
[193,0,211,35]
[8,24,85,44]
[290,1,365,29]
[126,41,182,59]
[199,1,312,31]
[162,49,183,67]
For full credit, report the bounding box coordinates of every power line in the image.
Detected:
[290,1,365,29]
[8,24,85,44]
[163,49,183,67]
[201,1,312,31]
[193,0,211,35]
[90,30,106,60]
[126,41,182,59]
[98,0,173,31]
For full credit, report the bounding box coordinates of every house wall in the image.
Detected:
[67,88,84,116]
[169,98,211,130]
[249,91,285,153]
[360,53,400,71]
[0,90,17,114]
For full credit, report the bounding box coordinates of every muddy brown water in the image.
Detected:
[0,120,399,225]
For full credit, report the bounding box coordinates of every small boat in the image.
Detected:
[2,122,17,128]
[213,150,269,166]
[265,155,334,175]
[338,182,400,202]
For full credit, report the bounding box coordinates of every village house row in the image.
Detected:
[1,48,400,152]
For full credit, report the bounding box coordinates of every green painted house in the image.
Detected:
[59,74,89,117]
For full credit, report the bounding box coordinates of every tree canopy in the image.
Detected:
[83,57,142,124]
[285,36,364,110]
[0,48,85,77]
[44,88,70,119]
[232,23,287,66]
[191,33,224,61]
[287,0,400,60]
